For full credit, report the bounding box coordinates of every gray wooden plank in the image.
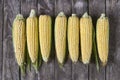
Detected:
[38,0,55,17]
[106,0,120,80]
[89,0,106,80]
[2,0,20,80]
[72,0,88,80]
[38,0,55,80]
[55,59,72,80]
[21,0,38,80]
[72,0,88,16]
[72,62,88,80]
[55,0,72,80]
[0,0,3,80]
[55,0,72,16]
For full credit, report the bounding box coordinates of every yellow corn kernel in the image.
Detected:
[68,14,79,63]
[13,14,25,66]
[96,13,109,66]
[39,15,52,62]
[55,12,67,64]
[27,9,38,63]
[80,12,93,64]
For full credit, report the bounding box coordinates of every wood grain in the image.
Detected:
[106,0,120,80]
[0,0,3,80]
[55,0,72,16]
[89,0,106,80]
[2,0,20,80]
[21,0,38,80]
[72,0,88,17]
[38,0,55,80]
[72,0,88,80]
[38,0,55,17]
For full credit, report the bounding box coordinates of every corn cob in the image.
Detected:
[55,12,67,65]
[12,14,26,73]
[39,15,52,62]
[26,9,38,64]
[80,12,93,64]
[96,13,109,66]
[68,14,79,63]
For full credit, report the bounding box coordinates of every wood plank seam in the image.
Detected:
[2,0,4,79]
[1,0,4,79]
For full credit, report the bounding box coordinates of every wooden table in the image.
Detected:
[0,0,120,80]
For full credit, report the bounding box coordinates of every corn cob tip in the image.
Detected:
[72,14,77,16]
[15,14,24,20]
[59,62,64,68]
[100,13,105,19]
[73,61,77,64]
[20,65,25,76]
[58,12,65,17]
[82,12,89,18]
[43,58,48,63]
[83,61,89,64]
[102,62,107,66]
[29,9,36,17]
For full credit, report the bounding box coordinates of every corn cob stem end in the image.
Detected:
[83,12,89,18]
[29,9,36,17]
[102,62,107,67]
[33,61,39,73]
[83,61,89,64]
[59,63,64,68]
[58,12,65,17]
[20,64,26,76]
[72,14,77,16]
[43,58,48,63]
[15,14,24,20]
[100,13,105,19]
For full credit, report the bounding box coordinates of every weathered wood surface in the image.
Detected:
[0,0,120,80]
[2,0,20,80]
[89,0,106,80]
[106,0,120,80]
[0,0,3,80]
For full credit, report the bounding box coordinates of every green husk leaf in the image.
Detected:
[92,26,100,71]
[20,64,25,76]
[13,14,26,76]
[32,46,42,73]
[32,61,38,73]
[26,49,31,71]
[58,54,65,68]
[58,12,66,17]
[58,44,67,68]
[38,49,42,71]
[59,62,64,68]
